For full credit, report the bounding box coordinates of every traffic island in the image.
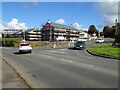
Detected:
[87,44,120,60]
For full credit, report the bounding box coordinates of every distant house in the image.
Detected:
[79,31,88,38]
[41,20,80,41]
[79,31,89,41]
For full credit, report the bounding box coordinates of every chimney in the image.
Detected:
[47,20,51,23]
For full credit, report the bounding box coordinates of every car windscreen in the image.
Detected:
[75,41,85,45]
[20,44,30,46]
[98,39,103,40]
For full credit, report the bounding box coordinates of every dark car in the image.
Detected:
[73,41,86,50]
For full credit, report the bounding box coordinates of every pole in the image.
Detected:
[23,29,26,41]
[24,29,25,40]
[115,19,118,36]
[53,29,56,48]
[3,32,5,46]
[50,28,52,41]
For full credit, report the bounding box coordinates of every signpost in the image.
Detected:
[92,32,96,45]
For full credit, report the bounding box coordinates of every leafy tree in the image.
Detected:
[111,26,116,38]
[88,25,99,36]
[103,26,115,38]
[103,26,111,37]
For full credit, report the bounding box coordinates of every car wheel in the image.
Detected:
[81,47,84,50]
[29,50,32,54]
[73,47,76,49]
[19,50,22,53]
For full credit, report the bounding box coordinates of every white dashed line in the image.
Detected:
[38,53,73,63]
[61,59,73,63]
[38,54,55,59]
[48,50,65,54]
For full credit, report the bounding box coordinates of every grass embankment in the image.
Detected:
[89,44,120,58]
[0,38,69,47]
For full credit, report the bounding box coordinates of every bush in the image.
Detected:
[2,38,20,47]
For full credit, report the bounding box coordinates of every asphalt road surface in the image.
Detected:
[2,39,119,88]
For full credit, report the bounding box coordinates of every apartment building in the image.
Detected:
[41,20,80,41]
[3,28,41,41]
[2,29,22,38]
[25,28,41,41]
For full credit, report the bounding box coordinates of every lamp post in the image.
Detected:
[50,28,52,42]
[93,32,96,45]
[115,19,118,36]
[2,31,5,46]
[22,28,27,42]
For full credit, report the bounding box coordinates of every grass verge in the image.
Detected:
[89,44,120,58]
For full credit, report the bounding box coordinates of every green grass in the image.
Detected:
[89,44,120,58]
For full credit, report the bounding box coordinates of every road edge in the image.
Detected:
[1,56,36,89]
[87,49,120,60]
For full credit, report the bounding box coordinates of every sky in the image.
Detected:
[0,1,119,32]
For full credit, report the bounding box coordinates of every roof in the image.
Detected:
[25,28,40,32]
[50,23,78,31]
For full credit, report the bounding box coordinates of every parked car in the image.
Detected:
[18,43,32,53]
[73,41,86,50]
[95,38,104,43]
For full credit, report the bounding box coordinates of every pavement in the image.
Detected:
[2,59,29,88]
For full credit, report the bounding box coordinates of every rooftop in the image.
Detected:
[50,23,78,31]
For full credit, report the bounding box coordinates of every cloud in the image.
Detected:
[0,20,6,24]
[96,2,118,28]
[0,24,5,32]
[7,18,28,30]
[71,22,82,30]
[55,19,66,24]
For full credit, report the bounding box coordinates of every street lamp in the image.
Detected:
[22,28,27,41]
[49,28,52,42]
[115,19,118,36]
[92,32,96,45]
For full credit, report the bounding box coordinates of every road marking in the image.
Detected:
[59,49,68,50]
[48,50,65,54]
[38,54,55,59]
[89,64,95,67]
[38,53,73,63]
[61,59,73,63]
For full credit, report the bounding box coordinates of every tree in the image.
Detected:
[103,26,115,38]
[111,26,116,38]
[88,25,99,36]
[103,26,111,37]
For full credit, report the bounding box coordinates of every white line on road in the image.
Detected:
[61,59,74,63]
[48,50,65,54]
[38,54,55,59]
[38,53,73,63]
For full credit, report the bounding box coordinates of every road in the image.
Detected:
[2,39,119,88]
